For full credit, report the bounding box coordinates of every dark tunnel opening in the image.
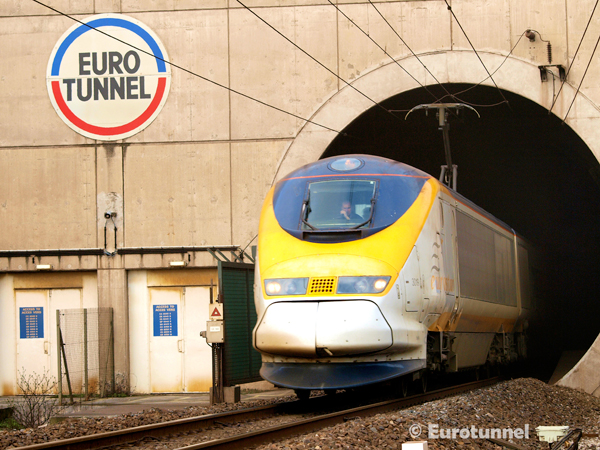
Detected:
[322,83,600,378]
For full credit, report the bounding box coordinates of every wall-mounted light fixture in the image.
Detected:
[169,261,187,267]
[36,264,53,270]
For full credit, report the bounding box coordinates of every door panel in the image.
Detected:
[183,287,211,392]
[16,291,50,388]
[149,288,183,392]
[16,289,82,393]
[442,201,458,311]
[403,246,422,313]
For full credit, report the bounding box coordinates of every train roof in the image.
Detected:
[445,186,517,237]
[281,154,433,181]
[280,154,524,241]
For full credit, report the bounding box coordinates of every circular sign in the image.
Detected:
[47,14,171,141]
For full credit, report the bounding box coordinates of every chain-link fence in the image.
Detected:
[57,308,114,402]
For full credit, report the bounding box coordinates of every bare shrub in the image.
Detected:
[8,370,63,428]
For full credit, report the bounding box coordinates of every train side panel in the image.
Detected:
[425,188,530,370]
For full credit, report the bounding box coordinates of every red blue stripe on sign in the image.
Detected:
[51,78,166,136]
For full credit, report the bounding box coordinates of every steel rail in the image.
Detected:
[175,377,502,450]
[14,377,501,450]
[13,402,293,450]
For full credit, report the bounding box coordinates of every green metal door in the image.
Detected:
[218,261,262,386]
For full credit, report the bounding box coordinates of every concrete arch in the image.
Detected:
[274,50,600,182]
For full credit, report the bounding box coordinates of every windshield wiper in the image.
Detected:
[352,198,376,229]
[301,198,318,230]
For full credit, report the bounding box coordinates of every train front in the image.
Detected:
[253,155,438,392]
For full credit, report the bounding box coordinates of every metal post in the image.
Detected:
[59,327,74,405]
[110,309,115,394]
[84,308,88,400]
[218,344,224,402]
[56,310,62,406]
[211,343,224,404]
[211,345,217,404]
[209,279,224,404]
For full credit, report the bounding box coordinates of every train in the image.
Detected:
[252,155,533,398]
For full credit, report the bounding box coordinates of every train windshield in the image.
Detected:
[273,169,429,242]
[302,180,376,230]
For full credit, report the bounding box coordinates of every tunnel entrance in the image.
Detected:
[322,83,600,378]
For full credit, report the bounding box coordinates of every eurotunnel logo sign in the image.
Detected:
[46,14,171,141]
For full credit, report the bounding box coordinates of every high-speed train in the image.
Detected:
[253,155,532,397]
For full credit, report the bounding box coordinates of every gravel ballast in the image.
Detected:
[256,378,600,450]
[1,378,599,449]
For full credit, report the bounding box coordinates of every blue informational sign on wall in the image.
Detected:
[19,307,44,339]
[153,304,178,337]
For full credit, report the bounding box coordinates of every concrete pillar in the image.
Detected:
[96,144,129,390]
[97,265,129,390]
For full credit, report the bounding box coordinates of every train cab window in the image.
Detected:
[302,180,376,230]
[272,162,429,242]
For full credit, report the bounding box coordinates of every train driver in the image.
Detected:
[340,201,363,222]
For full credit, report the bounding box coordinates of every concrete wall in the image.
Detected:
[2,0,600,392]
[557,334,600,396]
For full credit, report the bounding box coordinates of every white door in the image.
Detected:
[16,290,50,388]
[149,288,183,392]
[16,289,82,393]
[148,287,212,392]
[183,287,212,392]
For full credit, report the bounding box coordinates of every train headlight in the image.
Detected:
[264,278,308,296]
[336,276,391,294]
[373,278,388,291]
[265,280,281,295]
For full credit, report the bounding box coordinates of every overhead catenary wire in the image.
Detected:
[236,0,402,123]
[368,0,524,110]
[443,0,510,108]
[365,0,457,103]
[436,30,527,107]
[32,0,347,136]
[549,0,599,115]
[326,0,446,105]
[562,29,600,124]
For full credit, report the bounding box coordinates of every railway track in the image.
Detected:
[16,377,501,450]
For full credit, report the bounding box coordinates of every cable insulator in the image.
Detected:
[547,42,552,64]
[525,30,536,42]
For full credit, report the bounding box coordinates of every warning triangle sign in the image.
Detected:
[211,307,222,317]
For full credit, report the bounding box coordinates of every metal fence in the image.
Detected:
[57,308,114,403]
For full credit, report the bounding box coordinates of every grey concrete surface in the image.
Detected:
[557,334,600,397]
[0,386,294,419]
